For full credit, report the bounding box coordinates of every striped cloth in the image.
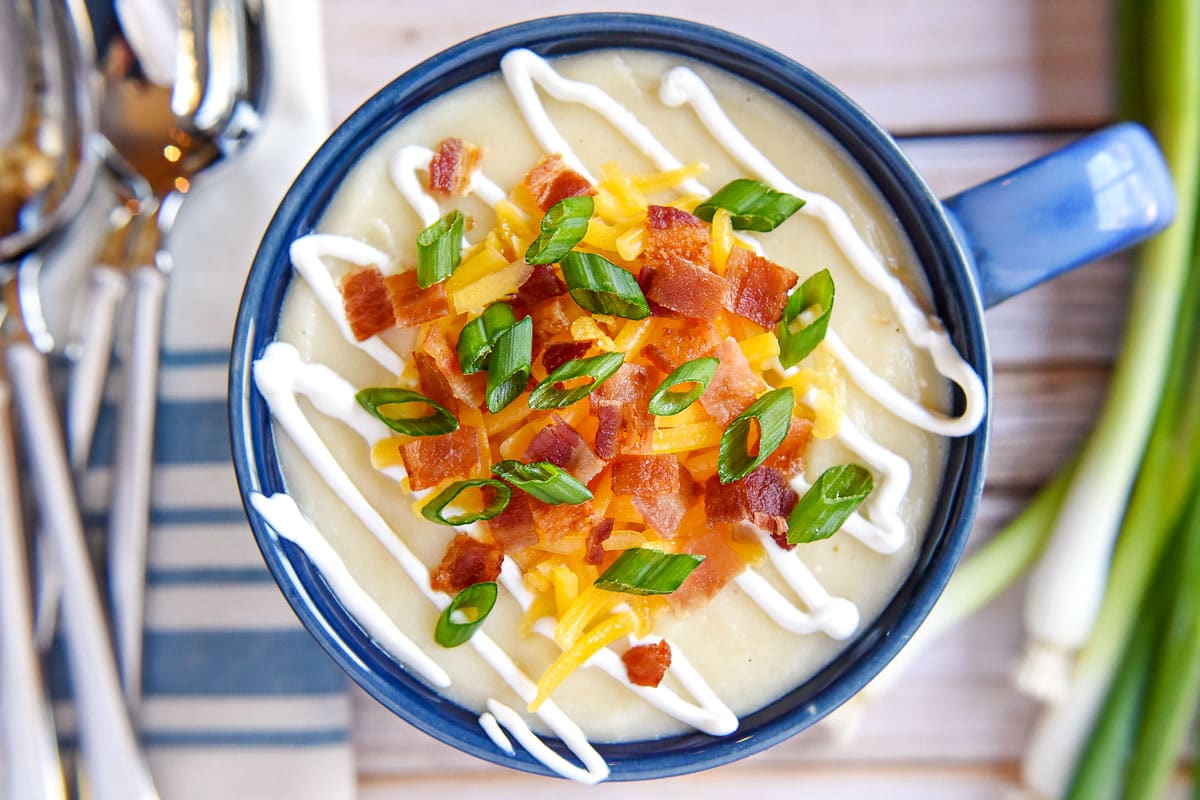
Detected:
[51,2,356,797]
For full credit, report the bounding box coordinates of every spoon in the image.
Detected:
[92,0,268,705]
[1,2,160,798]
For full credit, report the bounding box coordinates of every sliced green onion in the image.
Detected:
[420,479,512,526]
[594,548,706,596]
[717,387,794,483]
[525,195,594,265]
[777,269,834,368]
[693,179,806,232]
[787,464,874,544]
[434,581,498,647]
[648,357,719,416]
[356,387,459,437]
[457,302,516,374]
[416,210,464,287]
[485,316,532,414]
[528,352,625,410]
[560,251,650,320]
[490,459,593,505]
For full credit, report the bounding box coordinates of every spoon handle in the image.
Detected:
[107,264,167,706]
[66,264,129,469]
[5,342,160,800]
[0,374,66,800]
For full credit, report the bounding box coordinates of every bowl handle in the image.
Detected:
[942,122,1175,309]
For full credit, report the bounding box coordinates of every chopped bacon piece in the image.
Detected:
[383,270,450,329]
[541,340,592,374]
[590,363,656,460]
[611,455,681,498]
[622,640,672,687]
[399,427,483,491]
[340,267,394,340]
[698,338,770,425]
[642,317,721,373]
[724,247,799,328]
[762,418,814,479]
[705,467,798,543]
[523,415,606,484]
[584,518,615,566]
[510,263,567,320]
[634,469,694,538]
[525,155,595,212]
[430,534,503,594]
[413,350,456,411]
[427,137,482,197]
[485,489,537,553]
[529,295,575,355]
[641,258,729,321]
[644,205,711,273]
[669,527,743,612]
[765,519,797,551]
[529,498,599,543]
[417,325,485,408]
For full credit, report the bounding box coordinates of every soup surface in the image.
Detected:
[255,47,983,781]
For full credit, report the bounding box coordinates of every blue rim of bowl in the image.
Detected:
[229,12,990,782]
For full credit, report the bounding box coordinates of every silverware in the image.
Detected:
[92,0,268,706]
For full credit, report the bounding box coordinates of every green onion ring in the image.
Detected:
[777,269,834,368]
[693,178,806,232]
[787,464,874,544]
[560,251,651,320]
[356,387,459,437]
[420,479,512,526]
[647,357,719,416]
[717,387,795,483]
[594,548,706,596]
[490,459,593,505]
[416,210,464,287]
[528,351,626,410]
[485,316,532,414]
[525,195,594,265]
[434,581,498,647]
[457,302,517,374]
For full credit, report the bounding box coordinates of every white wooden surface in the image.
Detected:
[318,1,1129,796]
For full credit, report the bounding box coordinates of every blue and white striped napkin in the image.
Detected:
[68,2,355,797]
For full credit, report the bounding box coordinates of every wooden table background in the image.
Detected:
[319,1,1124,796]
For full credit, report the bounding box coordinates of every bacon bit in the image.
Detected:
[430,534,503,593]
[590,363,656,460]
[644,205,711,273]
[427,137,482,197]
[634,468,695,538]
[641,258,729,321]
[698,338,770,425]
[414,351,457,411]
[584,518,615,566]
[705,467,798,537]
[487,493,537,553]
[541,340,593,374]
[669,527,743,612]
[642,317,720,373]
[529,295,575,355]
[611,454,681,498]
[417,325,485,408]
[525,155,596,212]
[510,263,567,320]
[622,640,672,687]
[529,498,599,543]
[399,427,483,491]
[340,267,394,340]
[764,517,797,551]
[383,270,450,329]
[762,418,814,479]
[724,247,799,328]
[485,489,537,553]
[523,415,606,484]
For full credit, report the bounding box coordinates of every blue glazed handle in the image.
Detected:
[942,122,1175,309]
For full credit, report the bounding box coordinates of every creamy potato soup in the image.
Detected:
[251,48,985,783]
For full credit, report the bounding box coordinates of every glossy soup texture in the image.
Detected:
[271,49,950,742]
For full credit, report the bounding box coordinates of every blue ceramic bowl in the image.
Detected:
[230,13,1173,781]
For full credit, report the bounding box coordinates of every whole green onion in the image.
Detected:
[594,548,705,596]
[356,387,458,436]
[528,351,625,410]
[693,178,806,232]
[560,251,651,320]
[434,581,498,647]
[525,195,594,264]
[491,459,593,505]
[485,316,532,414]
[777,269,834,368]
[416,210,464,287]
[648,357,720,416]
[787,465,874,544]
[457,302,517,374]
[420,479,512,526]
[717,387,794,483]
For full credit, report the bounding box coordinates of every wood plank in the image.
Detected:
[319,0,1112,135]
